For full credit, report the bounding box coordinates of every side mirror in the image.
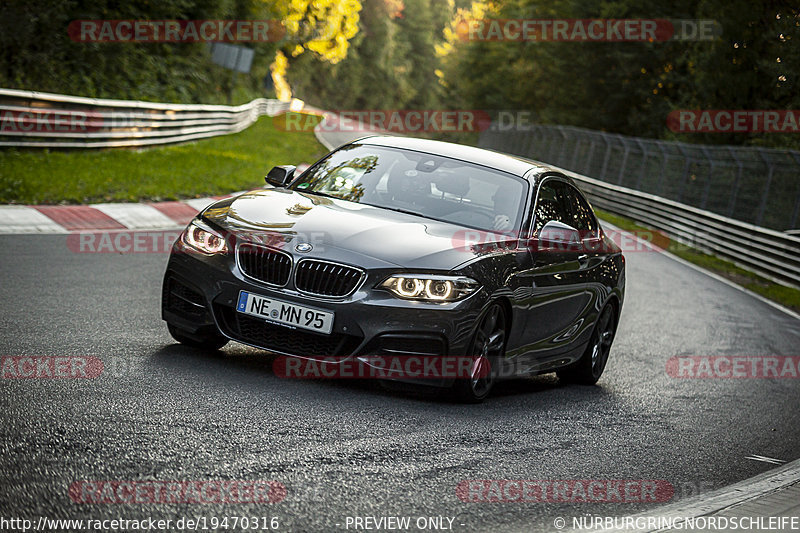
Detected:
[538,220,581,246]
[265,165,296,188]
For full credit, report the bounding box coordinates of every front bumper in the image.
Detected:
[162,245,487,384]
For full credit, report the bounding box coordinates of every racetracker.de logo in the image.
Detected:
[456,480,674,503]
[0,109,115,133]
[450,228,670,254]
[67,231,182,254]
[69,481,286,504]
[273,355,490,380]
[68,20,285,42]
[275,110,492,134]
[1,356,103,379]
[457,19,719,42]
[666,356,800,378]
[667,110,800,133]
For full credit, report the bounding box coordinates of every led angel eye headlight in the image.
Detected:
[424,279,452,300]
[182,221,228,255]
[395,277,425,297]
[380,275,479,302]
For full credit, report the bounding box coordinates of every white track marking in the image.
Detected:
[183,197,220,212]
[91,203,178,229]
[745,455,788,465]
[0,206,67,233]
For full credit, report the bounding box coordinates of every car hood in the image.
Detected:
[201,188,504,271]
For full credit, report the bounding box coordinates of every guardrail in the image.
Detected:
[481,124,800,232]
[480,129,800,288]
[0,88,299,149]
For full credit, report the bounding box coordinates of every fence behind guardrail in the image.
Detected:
[480,127,800,288]
[480,125,800,232]
[0,88,297,149]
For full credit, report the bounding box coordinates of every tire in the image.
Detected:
[452,303,507,403]
[557,304,617,385]
[167,323,228,351]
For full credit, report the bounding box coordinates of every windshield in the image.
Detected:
[291,144,528,233]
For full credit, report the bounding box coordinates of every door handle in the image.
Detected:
[578,254,589,265]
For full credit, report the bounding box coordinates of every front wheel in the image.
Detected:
[557,304,616,385]
[167,324,228,351]
[452,303,506,403]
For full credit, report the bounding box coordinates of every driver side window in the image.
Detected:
[533,180,572,235]
[564,184,599,237]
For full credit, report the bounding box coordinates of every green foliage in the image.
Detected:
[287,0,451,111]
[0,115,326,204]
[439,0,800,149]
[2,0,798,150]
[0,0,361,104]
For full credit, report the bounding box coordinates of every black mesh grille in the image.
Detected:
[237,243,292,286]
[295,260,363,297]
[165,277,206,317]
[216,306,361,357]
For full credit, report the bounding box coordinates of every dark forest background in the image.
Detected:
[2,0,798,149]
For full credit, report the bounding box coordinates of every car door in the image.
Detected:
[515,178,589,367]
[562,183,610,344]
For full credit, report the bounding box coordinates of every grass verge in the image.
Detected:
[0,114,327,204]
[595,209,800,313]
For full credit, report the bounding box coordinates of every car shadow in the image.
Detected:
[146,341,612,405]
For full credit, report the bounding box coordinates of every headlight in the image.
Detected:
[379,274,480,302]
[182,220,228,255]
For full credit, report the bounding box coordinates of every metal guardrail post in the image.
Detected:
[655,142,669,197]
[634,139,648,189]
[725,147,744,219]
[700,146,715,210]
[570,135,582,170]
[557,126,570,166]
[675,144,692,203]
[755,152,775,227]
[583,138,597,175]
[616,135,631,185]
[790,153,800,230]
[599,134,613,181]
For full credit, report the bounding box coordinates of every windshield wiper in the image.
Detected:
[297,189,337,200]
[377,206,428,219]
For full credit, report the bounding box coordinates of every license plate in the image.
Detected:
[236,291,334,335]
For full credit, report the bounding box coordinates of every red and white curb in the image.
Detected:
[0,195,239,234]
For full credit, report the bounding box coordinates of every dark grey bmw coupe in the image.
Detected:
[162,136,625,402]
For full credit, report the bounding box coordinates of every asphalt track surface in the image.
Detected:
[1,231,799,532]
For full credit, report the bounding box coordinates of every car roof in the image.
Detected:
[355,135,552,180]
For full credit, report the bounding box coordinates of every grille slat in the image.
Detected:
[238,243,292,286]
[295,259,364,297]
